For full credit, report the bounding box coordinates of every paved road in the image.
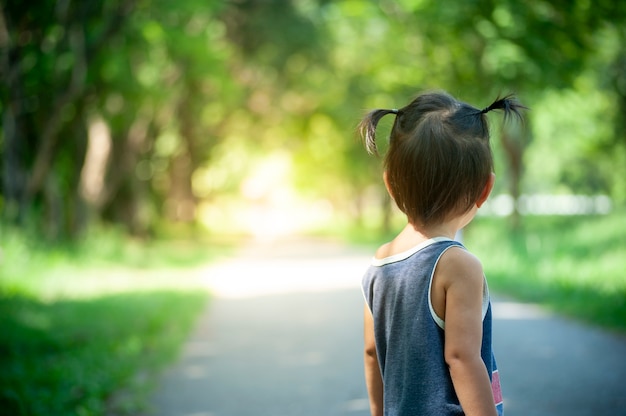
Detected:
[148,238,626,416]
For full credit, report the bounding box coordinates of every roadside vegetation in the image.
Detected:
[0,228,235,415]
[467,212,626,333]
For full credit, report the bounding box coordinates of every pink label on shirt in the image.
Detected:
[492,369,503,405]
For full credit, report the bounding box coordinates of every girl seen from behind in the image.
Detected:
[359,91,526,416]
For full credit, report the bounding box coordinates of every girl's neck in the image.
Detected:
[375,220,462,260]
[410,206,477,240]
[376,213,472,260]
[380,223,455,258]
[406,222,458,241]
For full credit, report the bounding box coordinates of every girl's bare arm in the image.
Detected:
[437,248,498,416]
[363,304,383,416]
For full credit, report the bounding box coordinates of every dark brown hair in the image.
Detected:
[359,91,526,227]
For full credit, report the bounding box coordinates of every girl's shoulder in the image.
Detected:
[374,242,393,260]
[436,245,484,286]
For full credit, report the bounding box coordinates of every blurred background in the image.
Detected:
[1,0,625,415]
[2,0,625,241]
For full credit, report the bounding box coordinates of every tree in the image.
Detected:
[2,0,625,241]
[0,0,137,235]
[0,0,241,238]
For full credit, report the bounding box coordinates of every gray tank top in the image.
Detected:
[362,238,503,415]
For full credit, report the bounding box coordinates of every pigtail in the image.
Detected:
[480,94,528,122]
[359,108,399,155]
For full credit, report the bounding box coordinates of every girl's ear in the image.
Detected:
[476,173,496,208]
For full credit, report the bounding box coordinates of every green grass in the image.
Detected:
[0,291,206,415]
[0,227,238,415]
[465,213,626,332]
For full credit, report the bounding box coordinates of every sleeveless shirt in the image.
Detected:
[362,238,504,415]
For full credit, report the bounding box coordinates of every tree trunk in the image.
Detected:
[1,106,29,223]
[1,8,28,223]
[500,123,529,230]
[66,109,90,239]
[100,116,150,236]
[166,149,196,223]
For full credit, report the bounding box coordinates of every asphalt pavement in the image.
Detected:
[147,237,626,416]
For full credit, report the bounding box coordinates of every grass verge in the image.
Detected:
[0,228,237,415]
[0,291,206,415]
[465,213,626,332]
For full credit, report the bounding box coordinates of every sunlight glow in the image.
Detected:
[201,256,366,299]
[198,151,334,239]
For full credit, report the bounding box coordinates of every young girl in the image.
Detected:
[359,91,525,416]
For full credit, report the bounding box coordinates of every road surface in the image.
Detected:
[147,237,626,416]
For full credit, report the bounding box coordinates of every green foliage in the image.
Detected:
[524,79,616,195]
[2,0,626,237]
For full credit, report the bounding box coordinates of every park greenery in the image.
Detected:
[1,0,626,238]
[1,0,626,415]
[0,230,223,414]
